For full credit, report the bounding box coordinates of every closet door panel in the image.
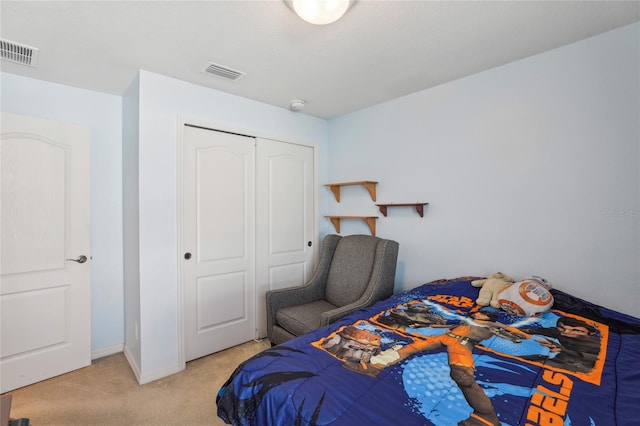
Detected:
[256,139,315,338]
[182,125,256,361]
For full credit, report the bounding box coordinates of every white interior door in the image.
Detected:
[181,125,256,362]
[255,139,315,338]
[1,112,91,393]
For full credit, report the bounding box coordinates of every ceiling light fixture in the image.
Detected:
[288,0,351,25]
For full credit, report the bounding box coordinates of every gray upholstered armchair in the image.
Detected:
[266,234,399,346]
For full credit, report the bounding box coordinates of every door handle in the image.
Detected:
[66,255,88,264]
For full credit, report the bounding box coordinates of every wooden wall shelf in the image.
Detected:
[376,202,429,217]
[324,181,378,202]
[325,216,378,236]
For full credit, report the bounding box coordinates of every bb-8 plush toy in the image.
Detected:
[497,276,553,317]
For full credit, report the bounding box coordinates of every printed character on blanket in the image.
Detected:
[315,298,604,426]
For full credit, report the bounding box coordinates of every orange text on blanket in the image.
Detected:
[525,370,574,426]
[427,295,474,308]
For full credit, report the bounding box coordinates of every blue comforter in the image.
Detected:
[217,277,640,425]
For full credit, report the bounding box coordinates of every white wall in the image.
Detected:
[327,23,640,318]
[128,70,329,381]
[122,74,141,371]
[1,72,125,356]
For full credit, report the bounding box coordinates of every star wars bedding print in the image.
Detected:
[217,277,640,426]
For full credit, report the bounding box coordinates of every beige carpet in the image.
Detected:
[5,340,271,426]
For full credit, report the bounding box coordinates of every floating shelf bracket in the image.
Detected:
[324,216,378,236]
[324,181,378,202]
[376,203,429,217]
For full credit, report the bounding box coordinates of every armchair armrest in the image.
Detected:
[320,303,363,327]
[319,293,380,327]
[266,283,324,317]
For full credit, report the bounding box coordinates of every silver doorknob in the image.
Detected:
[66,255,88,264]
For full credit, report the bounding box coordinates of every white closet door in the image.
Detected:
[181,125,256,362]
[255,138,315,338]
[1,112,91,392]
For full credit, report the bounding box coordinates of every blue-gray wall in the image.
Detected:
[327,23,639,317]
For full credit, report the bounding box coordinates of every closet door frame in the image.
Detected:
[176,116,318,367]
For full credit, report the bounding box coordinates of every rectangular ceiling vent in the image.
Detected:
[203,62,245,81]
[0,39,39,67]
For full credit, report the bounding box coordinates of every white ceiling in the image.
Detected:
[1,1,639,119]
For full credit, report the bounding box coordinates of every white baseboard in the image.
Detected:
[138,362,185,385]
[123,345,142,384]
[122,345,184,385]
[91,343,124,360]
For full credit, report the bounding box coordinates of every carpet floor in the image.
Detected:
[4,339,271,425]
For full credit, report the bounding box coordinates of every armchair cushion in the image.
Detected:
[276,300,338,337]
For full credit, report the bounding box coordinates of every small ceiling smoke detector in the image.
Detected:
[0,39,39,67]
[290,99,305,112]
[203,62,245,81]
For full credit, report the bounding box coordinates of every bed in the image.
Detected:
[216,276,640,425]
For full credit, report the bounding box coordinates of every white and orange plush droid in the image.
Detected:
[497,276,553,317]
[472,274,554,317]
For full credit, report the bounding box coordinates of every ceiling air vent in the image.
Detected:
[0,39,39,67]
[203,62,245,81]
